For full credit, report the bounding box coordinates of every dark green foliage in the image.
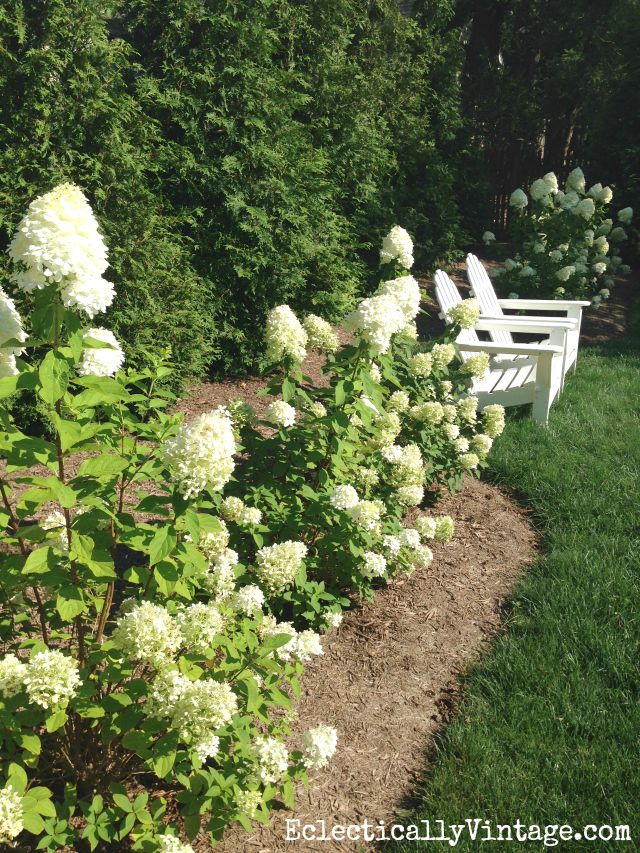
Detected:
[0,0,214,383]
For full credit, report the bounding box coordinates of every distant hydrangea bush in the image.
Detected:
[0,193,505,851]
[487,168,633,301]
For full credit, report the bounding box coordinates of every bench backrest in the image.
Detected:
[433,269,480,360]
[466,253,513,348]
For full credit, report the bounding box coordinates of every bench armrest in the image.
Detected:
[498,299,591,310]
[456,341,564,356]
[475,316,575,334]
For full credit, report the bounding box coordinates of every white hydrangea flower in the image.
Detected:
[596,219,613,236]
[443,422,460,441]
[560,191,580,211]
[463,352,490,379]
[330,484,360,511]
[618,207,633,224]
[254,541,308,593]
[530,178,551,201]
[0,288,27,363]
[431,343,457,371]
[347,499,383,530]
[235,789,262,819]
[482,231,496,245]
[220,496,262,526]
[0,654,27,698]
[362,551,387,578]
[447,299,480,329]
[556,265,575,282]
[378,275,421,322]
[504,258,520,271]
[293,630,323,662]
[24,649,81,710]
[147,669,191,718]
[324,611,343,629]
[409,401,444,425]
[157,836,195,853]
[371,410,402,448]
[591,295,602,306]
[0,352,18,377]
[542,172,559,194]
[574,198,595,220]
[0,785,24,845]
[302,724,338,770]
[369,362,382,383]
[266,399,296,428]
[228,584,265,616]
[77,327,124,377]
[353,467,379,489]
[548,249,563,263]
[9,183,114,317]
[379,225,414,269]
[411,543,434,570]
[471,433,493,456]
[599,288,610,300]
[408,352,433,377]
[434,516,455,541]
[303,313,339,352]
[382,534,402,555]
[396,484,424,506]
[509,188,528,208]
[162,409,236,498]
[176,602,225,654]
[172,679,238,743]
[414,516,437,540]
[345,293,406,355]
[112,601,182,668]
[592,262,607,275]
[387,390,410,412]
[457,396,478,423]
[442,403,457,421]
[519,265,536,278]
[265,305,307,362]
[307,400,327,418]
[565,167,585,193]
[399,528,421,550]
[189,521,229,563]
[609,226,627,243]
[203,554,237,601]
[226,398,257,427]
[41,509,69,553]
[381,443,424,487]
[454,437,470,453]
[533,241,546,253]
[459,452,480,470]
[259,615,298,661]
[252,736,289,784]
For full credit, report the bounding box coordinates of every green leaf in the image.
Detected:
[22,547,55,576]
[78,455,129,478]
[7,763,28,793]
[56,585,86,621]
[149,527,176,566]
[23,811,46,834]
[0,375,19,399]
[45,711,68,733]
[38,351,69,406]
[151,732,177,779]
[19,733,41,756]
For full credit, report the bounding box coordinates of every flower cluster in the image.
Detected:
[482,404,506,438]
[447,298,480,329]
[0,288,27,377]
[252,736,290,784]
[9,183,114,317]
[379,225,414,269]
[77,327,124,377]
[266,399,296,428]
[494,168,633,299]
[22,649,81,710]
[254,540,308,593]
[157,836,194,853]
[265,305,307,362]
[176,602,225,653]
[221,496,262,526]
[330,484,360,510]
[112,601,183,668]
[0,785,23,845]
[162,409,236,498]
[0,654,27,698]
[345,293,406,355]
[302,725,338,770]
[303,314,339,352]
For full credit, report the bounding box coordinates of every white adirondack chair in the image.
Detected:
[466,253,590,388]
[434,269,565,425]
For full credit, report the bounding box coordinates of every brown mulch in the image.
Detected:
[201,478,536,853]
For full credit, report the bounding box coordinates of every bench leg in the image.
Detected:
[531,351,556,425]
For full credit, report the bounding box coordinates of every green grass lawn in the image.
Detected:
[384,312,640,851]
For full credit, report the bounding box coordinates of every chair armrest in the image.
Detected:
[475,317,575,334]
[457,341,564,356]
[498,299,591,310]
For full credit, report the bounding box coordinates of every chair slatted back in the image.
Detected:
[466,253,513,348]
[434,269,480,359]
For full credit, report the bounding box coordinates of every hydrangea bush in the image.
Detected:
[486,168,633,302]
[0,190,504,851]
